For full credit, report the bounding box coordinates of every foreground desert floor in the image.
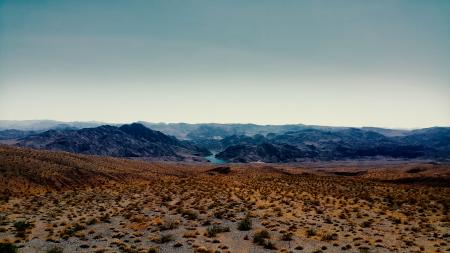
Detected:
[0,145,449,253]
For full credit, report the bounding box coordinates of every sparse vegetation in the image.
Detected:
[13,220,32,231]
[0,145,449,252]
[307,228,317,237]
[0,242,18,253]
[206,225,230,237]
[46,246,64,253]
[154,233,174,244]
[253,230,270,245]
[281,232,293,241]
[238,215,252,231]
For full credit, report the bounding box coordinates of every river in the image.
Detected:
[205,152,227,164]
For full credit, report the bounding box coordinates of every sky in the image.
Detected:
[0,0,449,128]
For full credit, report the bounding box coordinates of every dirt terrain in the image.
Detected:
[0,145,449,252]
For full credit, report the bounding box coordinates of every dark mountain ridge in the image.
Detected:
[18,123,210,161]
[2,120,449,163]
[216,127,450,163]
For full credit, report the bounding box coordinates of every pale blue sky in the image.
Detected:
[1,0,449,128]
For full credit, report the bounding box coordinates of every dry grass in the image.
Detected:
[0,145,449,252]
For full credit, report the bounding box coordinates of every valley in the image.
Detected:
[1,121,449,164]
[2,1,449,252]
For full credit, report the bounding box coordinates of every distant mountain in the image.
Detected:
[216,142,313,163]
[398,127,450,158]
[216,127,450,162]
[0,120,105,131]
[3,120,449,163]
[18,123,210,161]
[141,122,310,139]
[0,120,415,139]
[0,129,37,140]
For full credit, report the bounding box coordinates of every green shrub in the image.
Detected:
[321,233,337,241]
[148,247,158,253]
[155,233,173,243]
[0,243,18,253]
[281,232,293,241]
[87,218,97,225]
[253,230,270,245]
[306,228,316,237]
[361,220,372,228]
[264,240,276,249]
[13,220,31,231]
[63,223,85,236]
[159,219,178,231]
[46,246,64,253]
[238,215,252,231]
[207,225,230,237]
[180,210,198,220]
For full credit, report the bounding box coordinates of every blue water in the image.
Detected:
[205,153,227,164]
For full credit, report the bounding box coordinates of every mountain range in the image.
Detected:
[16,123,210,162]
[0,120,449,163]
[215,128,450,162]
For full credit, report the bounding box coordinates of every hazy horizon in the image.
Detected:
[1,0,449,128]
[1,118,448,130]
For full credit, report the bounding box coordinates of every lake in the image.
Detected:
[205,153,227,164]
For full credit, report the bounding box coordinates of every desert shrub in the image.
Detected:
[180,210,198,220]
[14,220,31,231]
[359,247,370,253]
[148,247,158,253]
[210,166,231,174]
[64,223,85,236]
[440,216,450,222]
[46,246,64,253]
[406,167,425,174]
[14,220,32,237]
[321,233,337,241]
[306,228,316,237]
[281,232,293,241]
[253,230,276,249]
[0,243,18,253]
[207,225,230,237]
[341,244,352,250]
[264,240,277,249]
[253,230,270,245]
[87,218,97,225]
[361,220,372,228]
[0,215,7,226]
[238,215,252,231]
[213,210,224,219]
[99,214,110,223]
[160,219,178,231]
[391,217,401,224]
[154,233,173,244]
[162,196,172,202]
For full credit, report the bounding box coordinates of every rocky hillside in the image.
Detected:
[216,127,450,162]
[17,123,210,161]
[0,145,211,198]
[3,120,449,163]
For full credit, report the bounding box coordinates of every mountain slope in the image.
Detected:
[0,145,211,197]
[18,123,210,161]
[216,128,450,162]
